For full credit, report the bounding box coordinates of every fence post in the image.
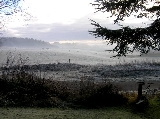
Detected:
[137,81,145,101]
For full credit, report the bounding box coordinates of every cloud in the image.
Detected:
[3,16,100,41]
[2,5,152,43]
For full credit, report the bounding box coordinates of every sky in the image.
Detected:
[0,0,153,43]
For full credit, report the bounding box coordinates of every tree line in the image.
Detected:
[0,37,51,48]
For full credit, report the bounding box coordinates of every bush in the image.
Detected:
[0,77,57,107]
[0,55,128,108]
[73,83,128,108]
[0,74,128,108]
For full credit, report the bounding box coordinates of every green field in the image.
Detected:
[0,107,148,119]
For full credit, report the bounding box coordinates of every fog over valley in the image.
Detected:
[0,37,160,66]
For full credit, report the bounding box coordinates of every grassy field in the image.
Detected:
[0,60,160,119]
[0,107,148,119]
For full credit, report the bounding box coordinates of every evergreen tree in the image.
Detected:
[90,0,160,56]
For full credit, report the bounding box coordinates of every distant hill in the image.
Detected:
[0,37,53,48]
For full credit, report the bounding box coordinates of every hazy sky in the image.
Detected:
[1,0,152,42]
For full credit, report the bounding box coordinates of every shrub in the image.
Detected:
[0,54,128,108]
[0,73,128,108]
[73,83,128,108]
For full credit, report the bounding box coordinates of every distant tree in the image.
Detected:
[89,0,160,56]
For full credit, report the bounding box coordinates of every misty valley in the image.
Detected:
[1,37,160,90]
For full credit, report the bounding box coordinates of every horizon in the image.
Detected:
[0,0,153,43]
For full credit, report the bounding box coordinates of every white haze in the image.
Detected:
[0,40,160,66]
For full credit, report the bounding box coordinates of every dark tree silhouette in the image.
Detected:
[0,0,23,31]
[89,0,160,56]
[0,0,22,15]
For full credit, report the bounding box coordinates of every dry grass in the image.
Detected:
[0,55,160,118]
[0,107,148,119]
